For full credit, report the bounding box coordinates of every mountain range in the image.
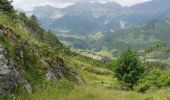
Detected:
[27,0,170,60]
[27,0,170,35]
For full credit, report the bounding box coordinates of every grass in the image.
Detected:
[26,54,170,100]
[0,12,35,41]
[24,55,169,100]
[63,55,114,84]
[14,83,170,100]
[59,85,170,100]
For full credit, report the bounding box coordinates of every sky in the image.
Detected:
[12,0,151,11]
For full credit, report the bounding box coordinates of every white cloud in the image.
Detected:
[116,0,152,6]
[12,0,74,11]
[12,0,151,11]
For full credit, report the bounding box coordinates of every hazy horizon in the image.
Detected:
[13,0,151,11]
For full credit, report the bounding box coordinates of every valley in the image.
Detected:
[28,0,170,63]
[0,0,170,100]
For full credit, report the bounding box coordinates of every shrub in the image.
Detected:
[114,48,144,88]
[134,69,170,92]
[104,60,116,71]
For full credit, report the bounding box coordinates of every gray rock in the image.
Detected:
[0,29,4,37]
[42,58,64,81]
[24,81,32,93]
[54,57,64,78]
[41,60,57,81]
[14,45,25,70]
[46,67,57,81]
[0,44,20,96]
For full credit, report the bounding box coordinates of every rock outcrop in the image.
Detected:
[42,57,65,81]
[0,44,20,96]
[0,24,80,96]
[0,29,4,37]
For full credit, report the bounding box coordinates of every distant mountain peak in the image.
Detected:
[28,0,170,37]
[78,1,121,6]
[15,8,24,12]
[33,5,57,11]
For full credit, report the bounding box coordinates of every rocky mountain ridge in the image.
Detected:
[28,0,170,35]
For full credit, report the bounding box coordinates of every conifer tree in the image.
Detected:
[115,48,144,88]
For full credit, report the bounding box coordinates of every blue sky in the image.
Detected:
[12,0,151,11]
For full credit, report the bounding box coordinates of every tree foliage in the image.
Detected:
[30,15,38,25]
[0,0,14,12]
[114,48,144,88]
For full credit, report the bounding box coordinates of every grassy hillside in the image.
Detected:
[0,9,115,100]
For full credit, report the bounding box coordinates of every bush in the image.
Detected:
[104,60,116,71]
[114,48,144,88]
[134,69,170,92]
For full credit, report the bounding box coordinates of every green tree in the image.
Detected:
[29,15,40,31]
[114,48,144,88]
[0,0,14,12]
[19,12,27,19]
[30,15,38,25]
